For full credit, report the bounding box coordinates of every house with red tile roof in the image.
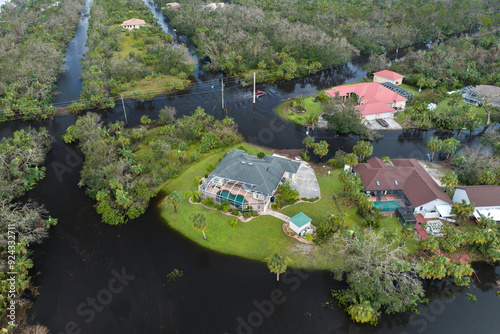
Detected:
[353,157,452,218]
[121,18,146,30]
[325,82,407,121]
[373,70,405,85]
[452,186,500,221]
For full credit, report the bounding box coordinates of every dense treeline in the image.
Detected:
[63,108,242,224]
[0,128,57,332]
[76,0,196,111]
[0,0,83,122]
[161,0,498,81]
[390,29,500,90]
[163,0,357,82]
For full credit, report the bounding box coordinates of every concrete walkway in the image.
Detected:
[289,162,321,199]
[262,210,289,223]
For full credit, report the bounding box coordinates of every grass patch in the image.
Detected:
[115,32,162,60]
[120,75,184,97]
[279,96,324,126]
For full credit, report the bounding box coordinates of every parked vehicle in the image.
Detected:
[377,119,389,127]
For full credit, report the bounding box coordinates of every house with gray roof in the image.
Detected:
[199,149,301,212]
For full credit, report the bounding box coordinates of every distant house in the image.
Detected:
[166,2,180,10]
[325,82,407,120]
[353,157,452,220]
[461,85,500,108]
[373,70,405,85]
[199,149,301,213]
[453,186,500,222]
[289,212,312,235]
[203,2,226,10]
[121,18,146,30]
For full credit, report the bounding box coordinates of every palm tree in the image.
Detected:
[302,136,315,154]
[166,192,181,213]
[307,114,319,130]
[184,190,202,203]
[313,140,329,161]
[440,171,458,193]
[427,137,443,161]
[192,212,208,239]
[343,153,358,168]
[266,253,291,281]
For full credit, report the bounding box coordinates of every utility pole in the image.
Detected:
[253,72,256,104]
[221,78,224,110]
[120,94,128,126]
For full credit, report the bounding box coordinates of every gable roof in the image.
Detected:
[209,149,301,196]
[373,70,404,80]
[456,186,500,207]
[121,18,146,26]
[289,212,311,228]
[353,157,452,207]
[325,82,407,105]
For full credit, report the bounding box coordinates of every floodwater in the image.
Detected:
[0,2,498,334]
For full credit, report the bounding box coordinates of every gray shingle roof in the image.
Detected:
[209,149,301,196]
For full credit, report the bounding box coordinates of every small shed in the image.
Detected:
[289,212,312,234]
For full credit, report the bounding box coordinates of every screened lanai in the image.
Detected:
[199,175,269,212]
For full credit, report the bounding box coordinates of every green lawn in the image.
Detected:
[120,74,185,98]
[278,96,324,126]
[160,148,413,270]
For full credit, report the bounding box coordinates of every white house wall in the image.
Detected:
[414,199,451,216]
[452,189,471,204]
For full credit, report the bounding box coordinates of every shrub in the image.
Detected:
[251,211,259,216]
[305,233,313,242]
[362,217,380,228]
[228,218,238,228]
[257,152,265,159]
[314,91,329,102]
[201,197,214,207]
[300,151,310,162]
[231,209,241,216]
[271,203,280,210]
[301,197,319,202]
[242,212,251,219]
[220,201,231,212]
[167,268,183,281]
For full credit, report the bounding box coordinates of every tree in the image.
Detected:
[353,141,373,161]
[451,200,475,223]
[184,190,201,202]
[343,153,358,168]
[427,137,443,161]
[192,212,208,240]
[306,114,319,130]
[478,168,497,185]
[401,224,416,246]
[158,106,177,124]
[302,136,315,154]
[440,171,458,193]
[166,192,181,213]
[442,138,460,159]
[331,230,424,325]
[313,140,329,161]
[266,253,291,281]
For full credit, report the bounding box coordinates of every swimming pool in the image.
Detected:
[373,200,400,211]
[216,190,248,209]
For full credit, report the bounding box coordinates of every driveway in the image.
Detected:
[365,118,403,130]
[289,162,321,199]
